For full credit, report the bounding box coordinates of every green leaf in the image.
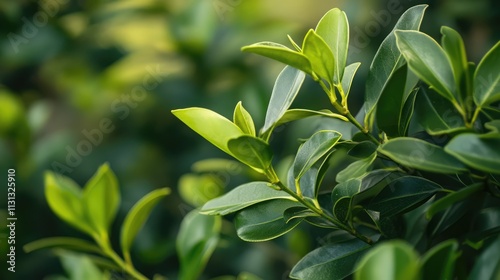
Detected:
[354,240,420,280]
[233,102,255,136]
[23,237,103,255]
[44,172,93,235]
[302,29,335,83]
[421,240,460,280]
[376,64,412,137]
[445,133,500,174]
[426,183,483,219]
[172,107,245,156]
[177,210,221,280]
[441,26,469,104]
[342,62,361,99]
[336,153,376,183]
[398,88,418,136]
[283,207,318,223]
[364,4,427,128]
[332,179,362,204]
[293,130,342,180]
[289,150,333,198]
[228,135,273,172]
[178,173,224,207]
[378,137,467,173]
[59,252,106,280]
[351,170,401,206]
[235,199,302,242]
[485,120,500,133]
[120,188,170,263]
[82,163,120,237]
[275,109,348,127]
[290,238,371,280]
[367,176,442,217]
[413,87,466,135]
[200,181,294,215]
[241,42,312,74]
[348,141,378,159]
[469,235,500,280]
[471,207,500,239]
[315,8,349,84]
[395,30,456,102]
[474,41,500,107]
[261,66,306,134]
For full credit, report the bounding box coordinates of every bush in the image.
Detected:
[28,4,500,280]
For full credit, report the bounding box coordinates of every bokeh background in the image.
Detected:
[0,0,498,279]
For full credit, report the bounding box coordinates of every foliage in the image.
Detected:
[173,4,500,279]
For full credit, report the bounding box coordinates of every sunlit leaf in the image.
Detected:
[441,26,469,104]
[233,101,255,136]
[23,237,103,255]
[341,62,361,99]
[228,135,273,172]
[302,29,335,84]
[59,251,106,280]
[241,42,312,74]
[445,133,500,174]
[200,182,294,215]
[336,153,376,183]
[120,188,170,263]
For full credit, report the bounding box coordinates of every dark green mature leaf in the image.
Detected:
[469,235,500,280]
[241,42,312,74]
[332,179,362,205]
[341,62,361,99]
[364,4,427,128]
[233,102,255,136]
[470,207,500,239]
[474,41,500,107]
[395,30,457,102]
[315,8,349,84]
[367,176,442,217]
[82,163,120,237]
[414,87,466,135]
[441,26,469,104]
[120,188,170,262]
[354,241,420,280]
[45,172,93,235]
[23,237,103,255]
[378,138,467,173]
[302,29,335,84]
[261,66,306,134]
[290,238,371,280]
[177,210,221,280]
[283,207,318,223]
[200,182,294,215]
[445,133,500,174]
[348,141,378,159]
[293,130,342,180]
[376,64,415,137]
[398,88,418,136]
[336,153,376,183]
[421,240,460,280]
[235,199,302,242]
[289,151,333,198]
[228,135,273,172]
[333,197,351,222]
[351,170,401,206]
[426,183,483,219]
[172,108,245,156]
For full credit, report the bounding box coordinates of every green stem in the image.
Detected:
[267,168,373,245]
[470,106,482,128]
[95,235,149,280]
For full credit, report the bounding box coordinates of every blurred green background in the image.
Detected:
[0,0,498,279]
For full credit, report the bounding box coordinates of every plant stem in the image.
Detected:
[95,235,149,280]
[267,168,373,244]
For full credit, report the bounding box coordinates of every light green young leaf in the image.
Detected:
[426,183,483,219]
[23,237,103,255]
[276,109,348,126]
[293,130,342,180]
[441,26,469,104]
[395,30,456,102]
[291,239,371,280]
[354,241,420,280]
[82,163,120,237]
[233,102,255,136]
[200,181,294,215]
[228,135,273,172]
[44,172,93,235]
[474,41,500,107]
[261,66,306,134]
[235,199,302,242]
[364,4,427,129]
[378,137,467,173]
[172,107,245,156]
[445,133,500,174]
[341,62,361,99]
[120,188,170,263]
[302,29,335,84]
[59,252,107,280]
[421,240,460,280]
[177,210,221,280]
[178,173,224,207]
[241,42,312,74]
[315,8,349,84]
